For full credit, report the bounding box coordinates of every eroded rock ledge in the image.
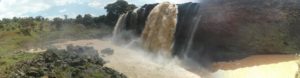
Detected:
[6,45,126,78]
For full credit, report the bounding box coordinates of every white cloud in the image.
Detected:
[0,0,51,18]
[0,0,199,19]
[88,0,102,8]
[53,0,83,6]
[0,0,86,19]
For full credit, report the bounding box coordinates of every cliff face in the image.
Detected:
[175,0,300,63]
[189,0,300,62]
[114,0,300,64]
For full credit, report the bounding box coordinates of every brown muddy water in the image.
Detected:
[212,55,299,78]
[53,39,299,78]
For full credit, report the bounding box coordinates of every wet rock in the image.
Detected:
[69,59,86,66]
[101,48,114,56]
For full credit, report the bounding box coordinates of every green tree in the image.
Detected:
[35,16,44,21]
[94,15,106,23]
[92,15,107,28]
[0,22,3,30]
[75,15,83,24]
[83,14,95,27]
[52,17,63,30]
[104,0,137,26]
[12,17,19,22]
[19,18,35,36]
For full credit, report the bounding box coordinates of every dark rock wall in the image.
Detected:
[115,0,300,65]
[173,2,202,58]
[174,0,300,64]
[123,4,158,36]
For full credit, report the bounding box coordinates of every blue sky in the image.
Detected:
[0,0,198,19]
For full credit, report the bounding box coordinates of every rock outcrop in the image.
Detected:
[6,45,126,78]
[113,0,300,66]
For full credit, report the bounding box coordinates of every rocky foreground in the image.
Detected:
[53,39,201,78]
[5,45,126,78]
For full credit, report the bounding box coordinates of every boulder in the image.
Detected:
[101,48,114,56]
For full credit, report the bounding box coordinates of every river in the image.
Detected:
[53,39,299,78]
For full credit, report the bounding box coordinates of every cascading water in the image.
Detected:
[112,4,158,45]
[183,15,202,60]
[111,1,300,78]
[112,10,139,45]
[112,2,207,67]
[174,2,202,58]
[135,4,158,36]
[141,2,178,54]
[112,14,127,42]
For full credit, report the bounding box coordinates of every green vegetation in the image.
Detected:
[0,30,40,77]
[105,0,137,26]
[4,46,126,78]
[0,52,38,78]
[0,0,136,77]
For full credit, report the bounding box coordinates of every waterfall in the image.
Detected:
[184,15,202,58]
[110,1,300,75]
[141,2,178,54]
[112,2,205,63]
[112,4,158,45]
[135,4,158,36]
[173,3,201,57]
[112,14,128,42]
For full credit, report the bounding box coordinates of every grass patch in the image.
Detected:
[4,46,126,78]
[0,26,113,77]
[0,53,38,77]
[0,31,40,77]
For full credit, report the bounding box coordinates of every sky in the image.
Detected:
[0,0,198,19]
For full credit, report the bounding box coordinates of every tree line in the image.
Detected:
[0,0,137,35]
